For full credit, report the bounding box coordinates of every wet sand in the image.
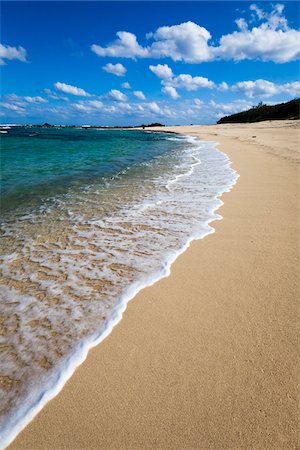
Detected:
[9,120,299,449]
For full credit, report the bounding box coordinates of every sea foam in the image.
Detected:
[0,134,238,449]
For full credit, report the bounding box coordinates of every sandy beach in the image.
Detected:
[9,120,299,449]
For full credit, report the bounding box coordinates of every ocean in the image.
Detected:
[0,127,238,447]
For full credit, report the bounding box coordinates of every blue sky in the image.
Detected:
[1,1,299,125]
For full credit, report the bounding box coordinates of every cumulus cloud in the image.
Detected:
[133,90,146,100]
[216,3,300,63]
[149,64,215,93]
[91,32,148,58]
[217,27,300,63]
[177,98,254,121]
[0,102,26,114]
[92,22,212,63]
[88,100,103,108]
[2,94,48,113]
[0,43,27,65]
[280,81,300,97]
[232,79,277,98]
[102,62,127,76]
[116,102,133,112]
[73,103,93,113]
[149,63,173,79]
[152,63,300,99]
[232,79,300,98]
[147,101,161,114]
[91,4,300,64]
[2,93,48,107]
[121,82,131,89]
[147,22,212,62]
[43,88,68,101]
[54,82,91,96]
[67,98,177,121]
[108,89,127,101]
[218,81,229,91]
[165,74,215,92]
[23,96,48,103]
[0,93,52,118]
[73,99,103,113]
[208,99,253,118]
[162,86,180,99]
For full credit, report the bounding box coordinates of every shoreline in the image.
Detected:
[1,133,237,450]
[8,120,299,449]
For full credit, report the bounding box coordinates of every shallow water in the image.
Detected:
[0,128,238,448]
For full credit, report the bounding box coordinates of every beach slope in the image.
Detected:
[9,120,299,449]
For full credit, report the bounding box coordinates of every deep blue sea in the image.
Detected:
[0,126,237,448]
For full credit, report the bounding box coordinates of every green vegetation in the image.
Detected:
[140,123,165,128]
[217,98,300,124]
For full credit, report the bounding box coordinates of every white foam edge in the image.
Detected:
[0,136,239,450]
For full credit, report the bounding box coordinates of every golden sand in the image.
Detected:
[9,120,299,449]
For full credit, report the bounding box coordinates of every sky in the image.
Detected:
[1,1,300,125]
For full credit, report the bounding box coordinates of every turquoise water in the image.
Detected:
[0,127,238,448]
[1,127,175,214]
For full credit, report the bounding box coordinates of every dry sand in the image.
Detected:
[9,120,299,449]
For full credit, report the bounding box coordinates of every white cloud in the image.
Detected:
[281,81,300,97]
[232,79,300,98]
[73,103,93,113]
[116,102,133,111]
[208,99,253,118]
[147,21,212,62]
[232,79,277,98]
[2,94,48,107]
[102,62,127,76]
[218,81,229,91]
[150,64,215,94]
[149,63,173,79]
[0,43,27,65]
[217,28,300,63]
[43,88,68,101]
[194,99,203,107]
[88,100,103,108]
[92,22,212,63]
[67,97,255,123]
[1,102,25,113]
[121,82,131,89]
[249,3,288,30]
[133,90,146,100]
[91,32,148,58]
[66,98,178,121]
[249,4,265,21]
[235,18,248,32]
[54,82,91,97]
[73,99,104,113]
[148,101,161,114]
[216,4,300,63]
[162,86,179,99]
[165,74,215,91]
[91,5,300,64]
[108,89,127,102]
[24,96,48,103]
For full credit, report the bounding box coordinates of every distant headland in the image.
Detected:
[217,98,299,124]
